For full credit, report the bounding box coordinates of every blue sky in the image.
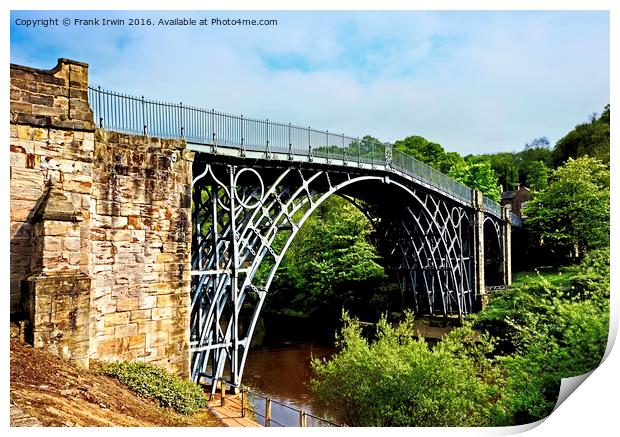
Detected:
[10,10,609,155]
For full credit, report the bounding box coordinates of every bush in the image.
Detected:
[569,247,610,301]
[310,312,499,426]
[100,361,208,414]
[478,248,610,425]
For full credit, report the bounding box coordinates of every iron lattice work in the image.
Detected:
[189,158,496,391]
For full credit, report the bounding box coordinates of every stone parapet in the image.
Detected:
[10,59,95,131]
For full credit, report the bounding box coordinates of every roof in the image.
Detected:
[501,191,516,200]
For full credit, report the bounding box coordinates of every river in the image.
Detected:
[240,313,453,426]
[243,341,335,426]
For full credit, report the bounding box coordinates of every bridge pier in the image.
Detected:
[501,205,512,287]
[472,190,486,309]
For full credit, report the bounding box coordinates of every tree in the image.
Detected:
[266,197,388,321]
[552,105,610,166]
[522,160,549,191]
[524,156,609,259]
[486,152,519,191]
[448,159,502,202]
[475,252,610,424]
[357,135,385,160]
[438,151,465,174]
[393,135,446,170]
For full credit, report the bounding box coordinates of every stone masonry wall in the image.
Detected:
[10,59,193,377]
[90,131,192,375]
[10,59,95,318]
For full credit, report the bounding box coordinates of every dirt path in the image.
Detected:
[10,403,43,426]
[10,340,221,427]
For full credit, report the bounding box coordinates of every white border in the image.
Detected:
[3,2,617,437]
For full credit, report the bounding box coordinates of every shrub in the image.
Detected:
[100,361,208,414]
[480,248,610,425]
[310,312,499,426]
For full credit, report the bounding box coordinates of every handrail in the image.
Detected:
[218,383,340,427]
[87,85,509,219]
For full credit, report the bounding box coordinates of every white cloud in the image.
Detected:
[10,10,609,154]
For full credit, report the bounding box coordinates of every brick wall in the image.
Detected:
[10,58,193,376]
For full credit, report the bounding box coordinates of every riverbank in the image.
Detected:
[10,340,221,427]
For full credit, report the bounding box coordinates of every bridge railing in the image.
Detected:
[88,86,507,217]
[218,384,341,427]
[483,196,502,217]
[510,213,523,227]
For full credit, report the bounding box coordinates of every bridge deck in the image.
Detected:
[187,142,478,211]
[87,85,521,225]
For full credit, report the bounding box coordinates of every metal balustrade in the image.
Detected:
[88,85,517,222]
[217,381,340,427]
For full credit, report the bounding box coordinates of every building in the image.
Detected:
[501,186,530,218]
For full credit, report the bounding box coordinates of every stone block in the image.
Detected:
[156,253,177,263]
[93,263,112,274]
[105,229,131,241]
[26,272,91,364]
[151,307,175,320]
[96,338,122,356]
[114,323,138,338]
[93,296,116,314]
[146,331,169,348]
[90,227,106,241]
[104,311,131,327]
[92,285,112,299]
[138,295,157,310]
[116,297,139,312]
[62,236,81,252]
[43,221,80,237]
[127,333,146,350]
[42,236,62,252]
[129,309,152,321]
[157,293,183,308]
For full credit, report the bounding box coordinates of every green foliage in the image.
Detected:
[394,135,446,170]
[483,138,552,192]
[439,151,466,174]
[473,253,609,424]
[393,135,465,174]
[524,156,610,258]
[485,152,519,191]
[552,105,610,166]
[448,159,501,201]
[266,196,389,320]
[311,250,610,427]
[522,160,549,191]
[311,312,499,426]
[494,295,609,424]
[100,361,208,415]
[569,248,610,302]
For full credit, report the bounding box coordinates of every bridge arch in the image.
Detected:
[483,216,504,286]
[190,158,476,390]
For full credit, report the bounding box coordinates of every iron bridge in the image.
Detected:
[88,86,519,394]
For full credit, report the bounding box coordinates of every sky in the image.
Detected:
[10,10,610,155]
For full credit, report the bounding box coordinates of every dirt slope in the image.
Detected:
[10,340,221,427]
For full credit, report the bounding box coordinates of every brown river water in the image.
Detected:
[239,314,451,426]
[242,342,336,426]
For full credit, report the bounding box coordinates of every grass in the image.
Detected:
[512,265,578,289]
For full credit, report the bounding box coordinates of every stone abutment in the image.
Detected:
[10,59,193,376]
